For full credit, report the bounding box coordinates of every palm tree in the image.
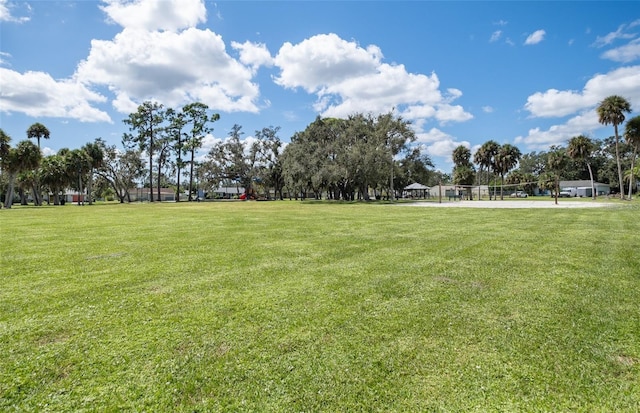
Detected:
[3,140,42,208]
[0,130,12,209]
[567,135,596,199]
[65,149,92,205]
[494,143,521,200]
[452,145,475,200]
[25,123,50,205]
[624,115,640,199]
[82,139,105,205]
[597,95,631,199]
[547,147,568,205]
[0,129,10,158]
[26,122,50,150]
[40,155,68,205]
[474,140,499,200]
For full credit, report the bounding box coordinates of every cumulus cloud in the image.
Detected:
[273,33,472,126]
[0,68,111,122]
[231,41,274,73]
[99,0,206,31]
[514,110,601,150]
[3,0,265,122]
[524,65,640,118]
[274,33,382,93]
[490,30,502,43]
[76,27,261,113]
[518,64,640,150]
[414,127,470,163]
[524,29,546,45]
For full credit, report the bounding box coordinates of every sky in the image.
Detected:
[1,0,640,172]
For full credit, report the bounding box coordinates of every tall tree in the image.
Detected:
[397,148,434,189]
[183,102,220,201]
[494,143,521,200]
[3,140,41,208]
[82,139,105,205]
[624,115,640,199]
[26,123,50,205]
[474,140,500,200]
[0,129,12,208]
[165,108,187,201]
[0,129,11,208]
[40,154,68,205]
[206,124,252,196]
[65,149,92,205]
[452,145,475,200]
[374,112,415,201]
[96,144,145,203]
[597,95,631,199]
[254,126,283,199]
[567,135,596,199]
[26,122,50,150]
[547,146,568,205]
[123,101,165,202]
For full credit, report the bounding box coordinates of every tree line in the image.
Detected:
[451,95,640,203]
[1,95,638,207]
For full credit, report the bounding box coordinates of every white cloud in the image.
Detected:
[524,88,585,118]
[519,64,640,151]
[524,29,546,45]
[415,127,453,144]
[231,41,274,73]
[524,65,640,118]
[99,0,206,31]
[0,51,11,66]
[273,33,472,125]
[0,0,30,23]
[514,110,601,150]
[413,127,470,163]
[274,33,382,93]
[601,38,640,63]
[482,106,494,113]
[76,27,261,113]
[592,19,640,47]
[0,68,111,122]
[490,30,502,43]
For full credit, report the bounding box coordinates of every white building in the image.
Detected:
[559,180,610,197]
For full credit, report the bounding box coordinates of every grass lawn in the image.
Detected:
[1,200,639,411]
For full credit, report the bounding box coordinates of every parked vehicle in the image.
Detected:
[509,191,528,198]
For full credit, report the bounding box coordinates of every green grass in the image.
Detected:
[1,201,639,412]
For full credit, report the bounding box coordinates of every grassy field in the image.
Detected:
[1,200,639,412]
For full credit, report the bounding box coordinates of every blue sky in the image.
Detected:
[1,0,639,171]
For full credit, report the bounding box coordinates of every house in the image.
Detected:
[211,186,245,199]
[559,180,610,197]
[429,185,468,199]
[130,188,176,202]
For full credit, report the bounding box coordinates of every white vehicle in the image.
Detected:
[509,191,528,198]
[555,188,576,198]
